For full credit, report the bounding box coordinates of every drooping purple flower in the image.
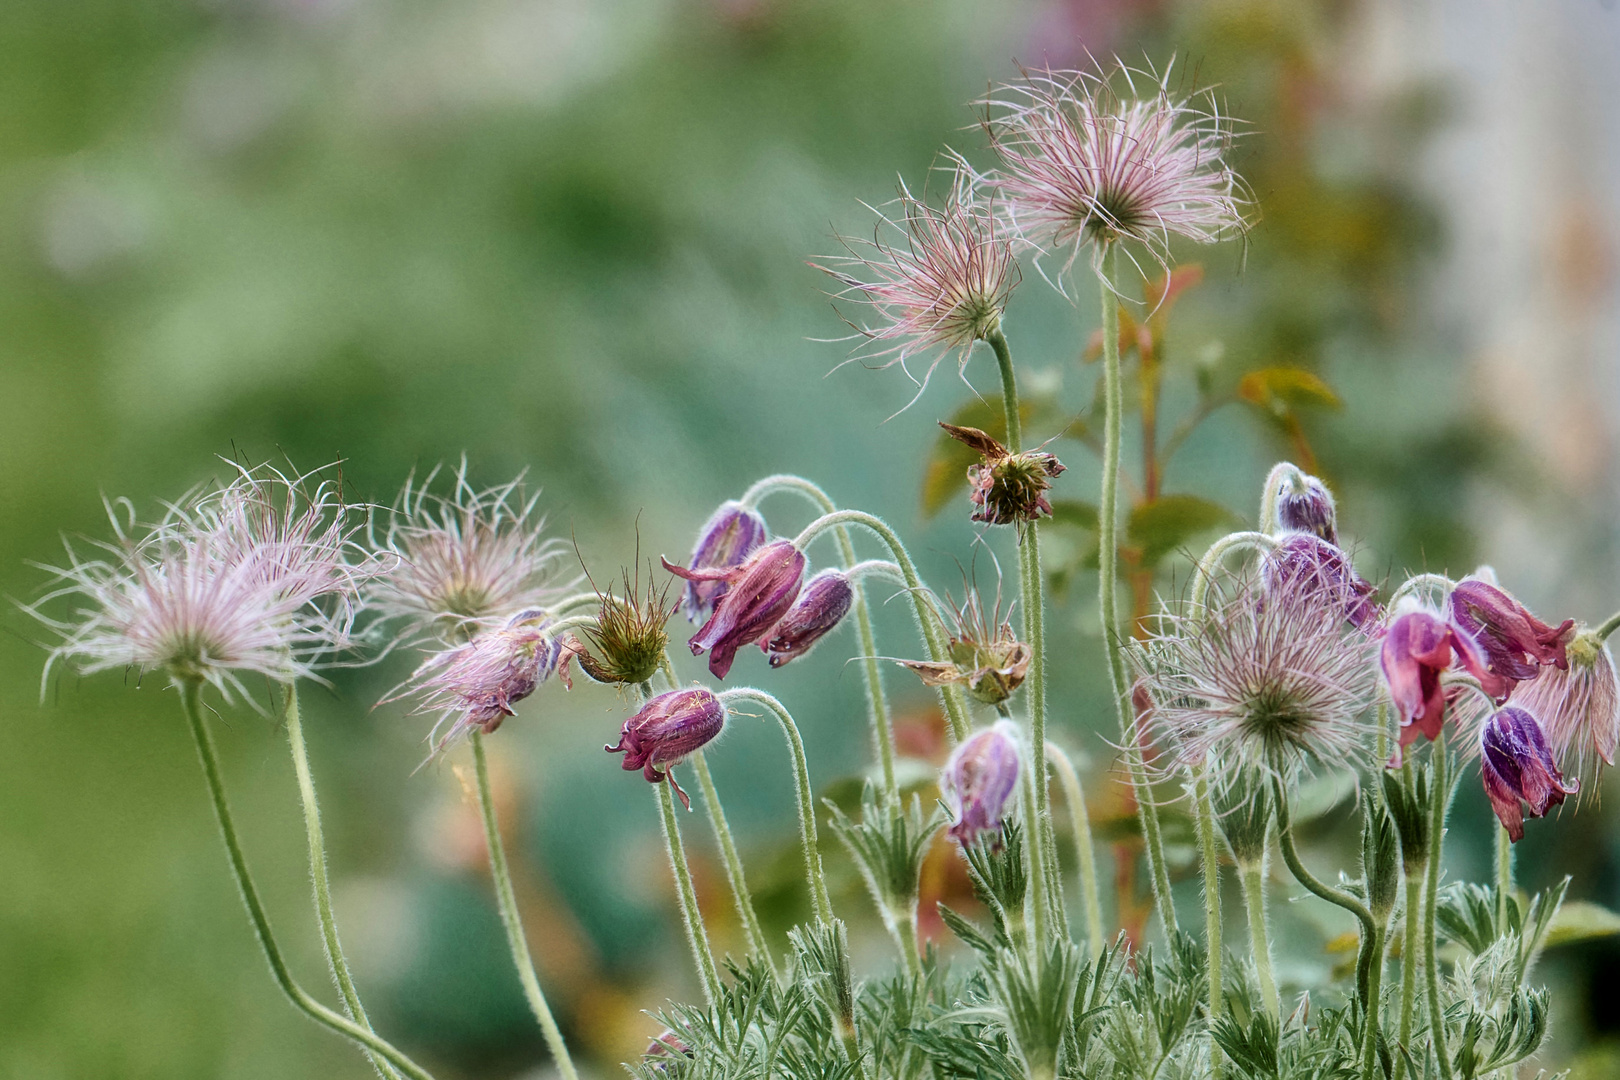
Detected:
[1480,706,1578,842]
[1275,474,1339,545]
[1262,533,1381,631]
[1513,626,1620,790]
[1381,608,1491,760]
[389,609,574,752]
[662,540,806,679]
[763,569,853,668]
[983,61,1247,274]
[1448,578,1575,701]
[605,688,727,809]
[678,500,768,623]
[941,720,1022,847]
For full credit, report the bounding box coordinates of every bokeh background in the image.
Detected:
[3,0,1619,1076]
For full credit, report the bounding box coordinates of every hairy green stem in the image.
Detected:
[1194,769,1224,1032]
[1096,249,1175,934]
[1596,609,1620,642]
[1388,573,1457,610]
[177,680,439,1080]
[282,684,401,1080]
[1424,740,1453,1080]
[794,510,969,741]
[656,779,724,1005]
[1017,750,1051,949]
[1189,532,1280,612]
[1397,867,1424,1080]
[1257,462,1308,534]
[1495,824,1512,928]
[742,475,899,797]
[1360,926,1386,1080]
[469,733,579,1080]
[1047,744,1105,959]
[718,688,834,924]
[1239,861,1279,1020]
[1274,773,1377,955]
[691,751,773,969]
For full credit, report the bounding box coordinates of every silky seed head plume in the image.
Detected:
[1134,570,1379,781]
[1512,626,1620,794]
[983,60,1248,277]
[369,461,574,642]
[28,462,372,701]
[811,161,1019,415]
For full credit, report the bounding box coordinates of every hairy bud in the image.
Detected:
[1480,706,1577,843]
[1275,474,1339,544]
[678,500,768,623]
[605,688,727,809]
[764,569,853,668]
[941,721,1022,847]
[663,540,806,679]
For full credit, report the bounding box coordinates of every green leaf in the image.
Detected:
[921,390,1062,517]
[1126,494,1243,567]
[1544,900,1620,947]
[1237,367,1342,414]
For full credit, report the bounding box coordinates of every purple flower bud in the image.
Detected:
[763,569,853,668]
[1480,706,1578,842]
[1276,475,1339,545]
[1448,578,1575,701]
[941,721,1022,847]
[644,1029,693,1068]
[663,540,806,679]
[1262,533,1380,630]
[605,687,727,809]
[679,501,768,622]
[1381,608,1490,760]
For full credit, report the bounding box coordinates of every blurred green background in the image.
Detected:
[4,0,1620,1076]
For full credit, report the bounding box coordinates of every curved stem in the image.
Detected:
[987,328,1023,453]
[1360,926,1386,1080]
[1046,744,1105,960]
[282,684,401,1080]
[177,680,439,1080]
[1596,609,1620,643]
[657,779,724,1005]
[469,734,579,1080]
[1388,573,1456,610]
[746,475,900,795]
[718,688,834,925]
[1239,860,1279,1020]
[794,510,970,741]
[1258,462,1308,534]
[1096,247,1176,935]
[691,750,773,969]
[1274,774,1377,938]
[1424,739,1453,1080]
[1189,532,1281,612]
[550,592,605,616]
[1194,769,1223,1032]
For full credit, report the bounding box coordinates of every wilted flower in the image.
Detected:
[1480,706,1578,842]
[678,500,768,623]
[1380,607,1491,758]
[1513,626,1620,789]
[1274,473,1338,545]
[900,585,1030,706]
[1448,577,1574,701]
[572,561,675,686]
[1135,571,1378,778]
[1261,532,1381,631]
[983,62,1247,273]
[812,164,1018,412]
[764,569,853,668]
[941,720,1022,847]
[939,422,1065,526]
[605,688,728,809]
[390,610,574,752]
[663,540,806,679]
[369,462,573,641]
[27,462,369,701]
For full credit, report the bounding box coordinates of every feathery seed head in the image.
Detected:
[1512,626,1620,792]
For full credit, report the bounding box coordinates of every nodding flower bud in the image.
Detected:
[643,1029,694,1070]
[764,569,853,668]
[663,540,806,679]
[1262,532,1380,630]
[940,422,1066,526]
[1448,578,1575,701]
[1381,608,1490,759]
[941,720,1022,847]
[605,688,726,810]
[1480,706,1578,842]
[1276,474,1339,545]
[679,501,768,623]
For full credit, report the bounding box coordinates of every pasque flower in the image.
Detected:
[764,569,853,668]
[984,62,1247,272]
[938,422,1065,526]
[663,540,806,679]
[1448,577,1574,701]
[28,462,370,701]
[678,501,768,623]
[369,461,573,641]
[1262,532,1381,631]
[1513,625,1620,788]
[605,688,727,809]
[1275,474,1339,545]
[1480,706,1578,842]
[899,585,1030,706]
[1381,607,1491,758]
[941,721,1022,847]
[812,164,1018,412]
